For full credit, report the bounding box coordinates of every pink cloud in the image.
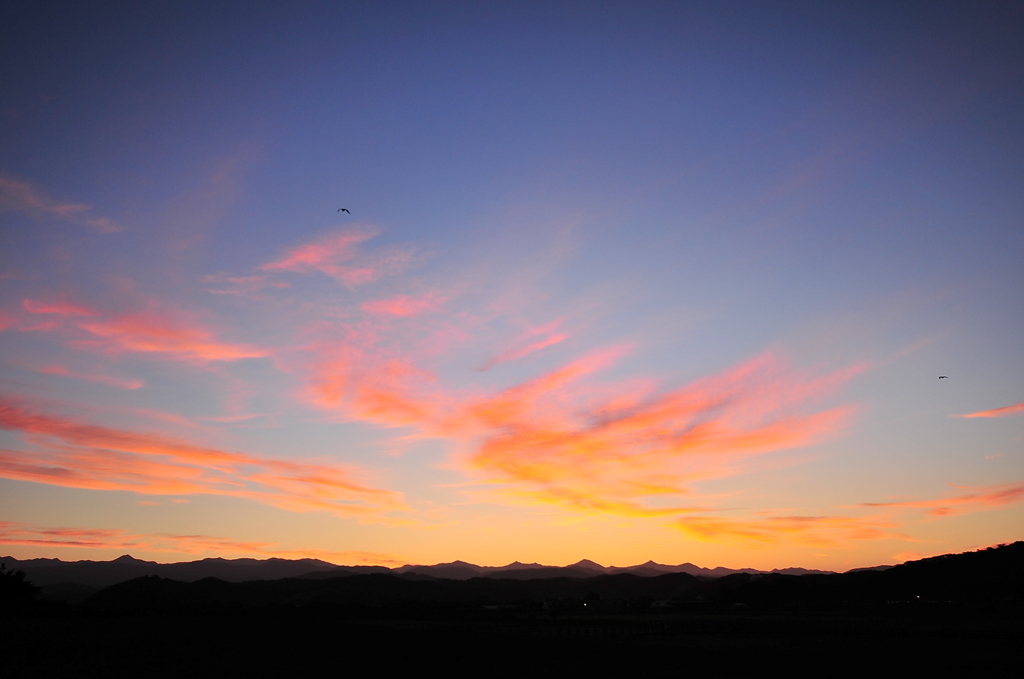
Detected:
[361,293,445,318]
[454,352,861,515]
[303,332,863,517]
[0,176,86,215]
[22,298,267,363]
[261,228,413,287]
[0,175,122,233]
[479,320,570,371]
[861,482,1024,516]
[202,274,291,297]
[954,402,1024,419]
[75,313,267,362]
[0,397,407,517]
[23,299,98,316]
[36,364,143,390]
[83,217,122,234]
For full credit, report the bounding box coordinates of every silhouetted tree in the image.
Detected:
[0,562,40,613]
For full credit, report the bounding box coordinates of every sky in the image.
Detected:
[1,1,1022,571]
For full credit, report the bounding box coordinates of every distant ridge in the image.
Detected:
[72,541,1024,613]
[0,554,378,588]
[2,553,839,590]
[4,542,1021,608]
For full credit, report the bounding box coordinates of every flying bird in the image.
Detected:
[939,376,949,379]
[337,208,350,213]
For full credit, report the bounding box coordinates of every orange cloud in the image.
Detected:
[22,299,267,363]
[256,241,865,526]
[456,352,860,515]
[0,521,402,565]
[954,402,1024,419]
[861,482,1024,516]
[675,514,901,545]
[0,397,406,518]
[479,320,569,371]
[304,331,862,518]
[37,364,143,390]
[261,228,413,287]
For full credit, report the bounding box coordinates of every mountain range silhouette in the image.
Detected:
[5,541,1019,610]
[2,553,837,592]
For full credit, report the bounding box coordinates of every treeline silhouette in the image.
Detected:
[0,562,40,614]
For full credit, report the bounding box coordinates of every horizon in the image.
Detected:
[1,549,880,572]
[21,540,1024,573]
[1,2,1022,573]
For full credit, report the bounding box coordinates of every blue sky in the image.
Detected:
[1,1,1021,569]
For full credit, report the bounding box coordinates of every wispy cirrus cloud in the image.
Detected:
[0,521,403,564]
[22,299,97,316]
[0,397,406,518]
[0,175,122,233]
[361,293,445,318]
[303,320,863,518]
[261,227,415,287]
[478,319,570,371]
[202,273,291,298]
[458,352,862,516]
[953,402,1024,419]
[860,482,1024,516]
[36,364,143,390]
[213,225,866,536]
[22,298,267,363]
[0,310,16,332]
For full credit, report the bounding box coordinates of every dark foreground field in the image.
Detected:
[4,542,1022,677]
[5,604,1021,678]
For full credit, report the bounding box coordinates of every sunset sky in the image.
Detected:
[1,1,1022,571]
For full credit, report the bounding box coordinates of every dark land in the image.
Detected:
[2,542,1021,676]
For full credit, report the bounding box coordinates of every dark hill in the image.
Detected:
[678,541,1024,608]
[0,554,365,588]
[83,571,702,612]
[77,542,1024,613]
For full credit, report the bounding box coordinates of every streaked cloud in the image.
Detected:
[304,320,863,518]
[0,397,407,518]
[23,299,97,316]
[478,320,570,371]
[22,298,267,363]
[361,293,445,317]
[954,402,1024,419]
[202,273,291,297]
[0,521,402,564]
[36,364,143,390]
[261,227,415,287]
[675,514,901,545]
[75,314,267,362]
[861,482,1024,516]
[0,175,122,233]
[459,352,861,516]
